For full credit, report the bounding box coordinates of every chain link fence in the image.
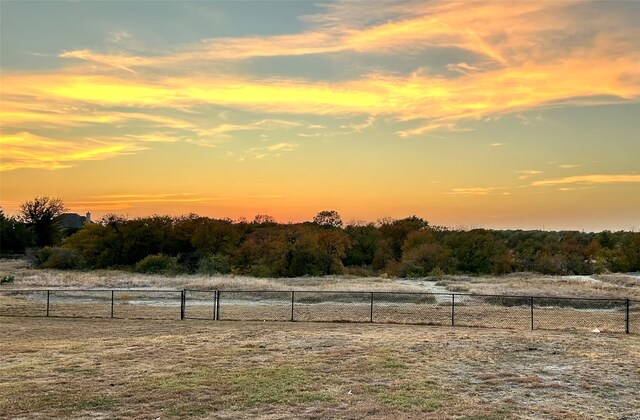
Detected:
[0,288,636,334]
[631,300,640,335]
[0,289,181,320]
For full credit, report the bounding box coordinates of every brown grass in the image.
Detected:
[0,259,425,293]
[436,272,640,300]
[3,259,639,301]
[2,291,637,334]
[1,317,639,419]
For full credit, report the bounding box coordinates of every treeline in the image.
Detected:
[2,208,639,277]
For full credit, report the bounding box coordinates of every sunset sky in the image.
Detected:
[1,0,639,231]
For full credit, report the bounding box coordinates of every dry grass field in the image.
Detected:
[2,259,639,300]
[0,259,425,293]
[436,272,640,300]
[2,260,640,418]
[1,317,639,419]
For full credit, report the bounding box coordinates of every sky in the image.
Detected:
[1,0,639,231]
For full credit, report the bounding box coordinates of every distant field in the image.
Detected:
[1,317,639,419]
[2,259,639,300]
[2,257,639,335]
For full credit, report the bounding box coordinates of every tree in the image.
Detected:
[398,229,455,276]
[253,214,276,225]
[0,209,34,254]
[344,223,379,266]
[313,210,343,228]
[191,218,240,256]
[17,197,67,247]
[378,216,429,261]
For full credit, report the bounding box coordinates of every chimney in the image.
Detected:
[85,212,91,224]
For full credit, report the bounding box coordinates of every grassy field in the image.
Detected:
[2,258,639,300]
[1,317,639,419]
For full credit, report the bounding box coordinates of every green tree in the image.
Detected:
[191,218,241,256]
[17,197,67,247]
[444,229,498,274]
[0,209,34,254]
[344,223,379,266]
[378,216,429,262]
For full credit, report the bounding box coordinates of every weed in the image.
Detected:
[383,357,407,369]
[73,395,116,411]
[1,275,14,284]
[164,404,212,418]
[146,368,215,392]
[228,366,333,408]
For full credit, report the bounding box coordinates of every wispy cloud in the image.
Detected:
[516,170,543,180]
[67,193,221,211]
[245,195,285,199]
[239,142,298,161]
[557,164,584,169]
[58,2,595,69]
[531,174,640,187]
[0,132,145,171]
[446,187,510,196]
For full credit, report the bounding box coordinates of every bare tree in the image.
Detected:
[17,196,67,246]
[313,210,343,228]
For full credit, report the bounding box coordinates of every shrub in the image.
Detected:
[134,254,180,275]
[250,264,274,278]
[198,254,232,275]
[343,266,377,277]
[38,247,85,269]
[395,261,425,278]
[428,267,446,278]
[1,275,15,284]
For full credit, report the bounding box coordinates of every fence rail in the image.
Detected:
[1,288,637,334]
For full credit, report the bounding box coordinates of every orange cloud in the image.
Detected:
[446,187,509,196]
[0,132,146,171]
[65,193,222,212]
[5,52,638,124]
[531,174,640,187]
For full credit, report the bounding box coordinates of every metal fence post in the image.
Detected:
[626,299,630,334]
[370,292,374,323]
[46,290,50,317]
[213,290,217,321]
[180,289,185,320]
[291,291,295,321]
[451,294,455,326]
[530,296,534,330]
[216,291,221,321]
[111,290,114,318]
